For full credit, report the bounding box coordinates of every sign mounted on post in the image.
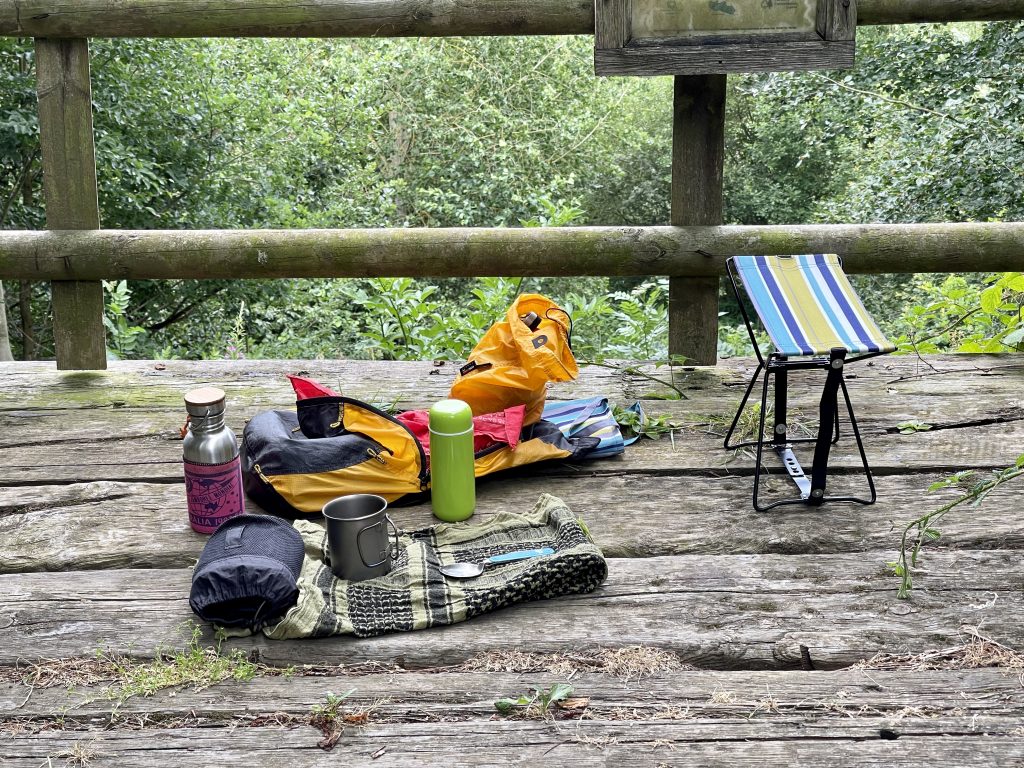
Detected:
[595,0,856,76]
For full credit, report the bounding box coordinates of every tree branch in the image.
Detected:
[143,285,227,332]
[0,148,39,228]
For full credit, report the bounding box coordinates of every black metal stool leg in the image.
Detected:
[724,361,764,450]
[808,348,846,505]
[751,363,773,512]
[839,376,877,504]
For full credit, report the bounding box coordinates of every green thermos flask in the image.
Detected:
[429,398,476,522]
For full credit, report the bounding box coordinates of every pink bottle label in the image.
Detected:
[184,457,245,534]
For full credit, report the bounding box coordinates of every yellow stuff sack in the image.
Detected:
[449,293,578,425]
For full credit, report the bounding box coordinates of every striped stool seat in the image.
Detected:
[732,254,895,357]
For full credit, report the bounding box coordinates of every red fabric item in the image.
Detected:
[287,375,340,400]
[396,404,526,456]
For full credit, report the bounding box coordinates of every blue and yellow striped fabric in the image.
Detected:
[541,397,639,459]
[733,254,895,357]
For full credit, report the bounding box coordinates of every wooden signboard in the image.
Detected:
[595,0,856,75]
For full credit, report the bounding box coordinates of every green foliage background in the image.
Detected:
[1,23,1023,361]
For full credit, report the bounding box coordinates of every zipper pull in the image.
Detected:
[253,464,271,484]
[329,403,344,430]
[366,448,388,465]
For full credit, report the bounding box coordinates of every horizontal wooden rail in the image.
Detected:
[1,223,1022,280]
[1,0,1022,38]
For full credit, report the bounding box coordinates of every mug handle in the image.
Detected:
[385,514,400,560]
[356,514,401,569]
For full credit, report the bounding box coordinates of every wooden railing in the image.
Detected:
[1,0,1023,369]
[3,1,1024,37]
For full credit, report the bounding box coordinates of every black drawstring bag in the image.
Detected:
[189,514,304,631]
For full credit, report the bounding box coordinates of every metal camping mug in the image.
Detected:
[322,494,400,581]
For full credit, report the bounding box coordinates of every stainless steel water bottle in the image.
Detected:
[428,398,476,522]
[183,387,245,534]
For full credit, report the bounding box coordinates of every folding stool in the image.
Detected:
[724,254,895,511]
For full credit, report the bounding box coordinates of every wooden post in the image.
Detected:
[35,38,106,370]
[668,74,725,366]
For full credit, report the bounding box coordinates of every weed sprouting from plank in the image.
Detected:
[309,689,382,750]
[98,622,262,704]
[891,455,1024,598]
[612,403,683,441]
[494,683,575,719]
[53,739,103,766]
[309,689,356,749]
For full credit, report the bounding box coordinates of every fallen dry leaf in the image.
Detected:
[558,697,590,710]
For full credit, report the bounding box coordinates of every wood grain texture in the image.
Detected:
[3,725,1023,768]
[1,354,1020,414]
[1,355,1022,766]
[1,1,1021,37]
[0,0,596,37]
[818,0,858,40]
[0,550,1021,669]
[668,74,725,366]
[3,471,1024,572]
[6,667,1022,724]
[5,223,1024,280]
[34,38,105,371]
[596,40,856,76]
[858,0,1024,24]
[594,0,630,48]
[1,356,1021,485]
[4,419,1023,484]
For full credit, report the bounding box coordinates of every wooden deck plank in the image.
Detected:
[4,668,1022,722]
[3,387,1020,450]
[0,551,1021,670]
[2,355,1020,483]
[2,473,1021,572]
[3,418,1023,484]
[2,725,1022,768]
[1,355,1019,420]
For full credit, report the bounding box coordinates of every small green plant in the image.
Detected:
[494,682,574,719]
[338,276,523,362]
[224,300,249,360]
[895,419,932,434]
[310,689,356,722]
[310,688,358,750]
[606,281,669,360]
[102,622,260,704]
[891,454,1024,598]
[613,404,681,441]
[717,320,769,358]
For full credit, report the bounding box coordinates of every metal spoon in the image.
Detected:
[439,547,555,579]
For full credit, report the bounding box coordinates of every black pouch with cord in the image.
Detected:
[189,514,304,631]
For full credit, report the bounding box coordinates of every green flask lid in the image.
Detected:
[429,398,473,435]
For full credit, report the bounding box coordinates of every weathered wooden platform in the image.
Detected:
[1,354,1023,766]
